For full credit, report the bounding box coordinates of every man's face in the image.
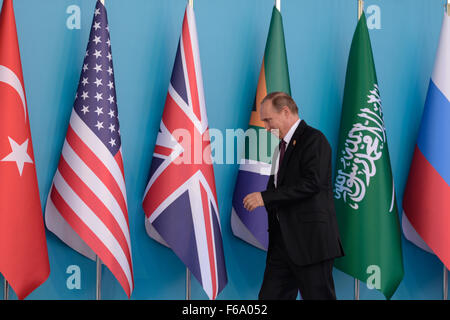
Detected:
[260,100,289,139]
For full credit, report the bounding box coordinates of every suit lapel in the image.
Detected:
[277,120,307,186]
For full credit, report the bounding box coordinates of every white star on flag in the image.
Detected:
[93,35,102,45]
[95,107,103,116]
[1,137,33,176]
[93,50,102,59]
[94,64,102,73]
[94,78,103,87]
[81,91,89,100]
[94,92,103,101]
[95,121,104,130]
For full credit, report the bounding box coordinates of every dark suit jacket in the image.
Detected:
[261,120,344,266]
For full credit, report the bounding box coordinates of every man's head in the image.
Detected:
[259,92,300,139]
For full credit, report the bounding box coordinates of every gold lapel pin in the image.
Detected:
[293,139,296,146]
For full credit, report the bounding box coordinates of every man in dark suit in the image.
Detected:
[243,92,344,300]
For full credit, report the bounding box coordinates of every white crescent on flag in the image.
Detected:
[0,65,27,122]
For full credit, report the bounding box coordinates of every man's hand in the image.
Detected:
[243,192,264,211]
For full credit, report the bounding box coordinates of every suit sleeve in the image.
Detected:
[261,132,331,207]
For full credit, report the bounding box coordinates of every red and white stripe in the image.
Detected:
[45,111,134,297]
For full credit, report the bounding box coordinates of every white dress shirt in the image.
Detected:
[274,119,301,188]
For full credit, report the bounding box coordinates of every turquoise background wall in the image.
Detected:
[0,0,447,300]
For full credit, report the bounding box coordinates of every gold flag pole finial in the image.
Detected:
[447,0,450,16]
[358,0,364,20]
[189,0,193,8]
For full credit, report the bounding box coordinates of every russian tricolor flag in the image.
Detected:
[402,13,450,270]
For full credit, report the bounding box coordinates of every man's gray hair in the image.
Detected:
[261,91,299,114]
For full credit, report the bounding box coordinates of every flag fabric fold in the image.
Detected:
[333,13,404,300]
[142,4,227,300]
[231,6,291,251]
[44,0,134,298]
[0,0,50,300]
[402,13,450,270]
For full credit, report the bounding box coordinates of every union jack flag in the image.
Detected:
[45,1,134,298]
[142,4,227,300]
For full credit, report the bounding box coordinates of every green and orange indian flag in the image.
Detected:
[231,5,291,250]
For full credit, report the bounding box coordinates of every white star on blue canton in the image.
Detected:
[94,92,103,102]
[95,107,103,116]
[94,78,103,87]
[81,91,89,100]
[81,105,89,114]
[93,50,102,59]
[94,64,102,73]
[95,121,104,130]
[93,35,102,45]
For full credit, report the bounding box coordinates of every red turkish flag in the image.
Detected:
[0,0,50,299]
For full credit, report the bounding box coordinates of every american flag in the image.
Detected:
[142,4,227,300]
[45,0,134,298]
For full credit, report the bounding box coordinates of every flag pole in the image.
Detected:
[354,0,364,301]
[354,278,360,300]
[358,0,364,20]
[96,256,102,300]
[443,265,448,300]
[3,278,8,300]
[275,0,281,11]
[186,268,191,300]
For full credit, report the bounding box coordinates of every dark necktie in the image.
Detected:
[279,139,287,168]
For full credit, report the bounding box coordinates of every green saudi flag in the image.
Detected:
[333,13,404,300]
